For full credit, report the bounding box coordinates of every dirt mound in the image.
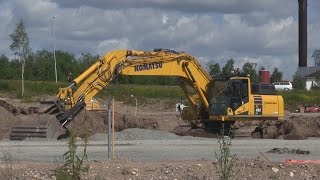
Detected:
[0,98,39,115]
[283,115,320,139]
[1,96,320,140]
[66,110,184,138]
[255,116,320,140]
[0,106,17,139]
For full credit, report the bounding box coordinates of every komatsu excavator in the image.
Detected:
[9,49,284,140]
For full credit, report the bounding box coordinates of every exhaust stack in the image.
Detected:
[298,0,308,67]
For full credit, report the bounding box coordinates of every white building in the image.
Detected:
[296,50,320,90]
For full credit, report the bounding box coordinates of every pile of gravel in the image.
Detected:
[89,128,184,141]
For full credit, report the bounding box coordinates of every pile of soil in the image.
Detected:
[256,115,320,140]
[0,106,17,139]
[0,97,185,139]
[1,95,320,140]
[67,107,185,138]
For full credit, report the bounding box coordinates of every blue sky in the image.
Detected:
[0,0,319,80]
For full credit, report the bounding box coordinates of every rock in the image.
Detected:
[131,171,137,175]
[279,164,284,168]
[164,170,169,174]
[132,168,138,172]
[272,167,279,173]
[290,172,294,177]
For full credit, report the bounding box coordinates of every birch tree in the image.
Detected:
[9,19,31,97]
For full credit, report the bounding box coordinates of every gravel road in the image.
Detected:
[0,129,319,163]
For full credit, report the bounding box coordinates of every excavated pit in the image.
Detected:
[0,97,320,140]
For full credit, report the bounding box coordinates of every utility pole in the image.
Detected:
[52,16,57,83]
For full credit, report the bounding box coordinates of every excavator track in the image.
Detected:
[171,124,262,139]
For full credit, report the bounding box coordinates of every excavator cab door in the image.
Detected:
[210,76,249,117]
[228,78,249,111]
[210,79,230,116]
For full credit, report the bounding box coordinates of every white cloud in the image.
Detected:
[97,38,131,54]
[0,0,319,80]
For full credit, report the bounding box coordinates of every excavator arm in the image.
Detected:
[55,49,212,126]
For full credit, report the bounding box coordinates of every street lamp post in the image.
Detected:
[52,16,57,83]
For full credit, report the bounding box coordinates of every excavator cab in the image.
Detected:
[210,75,249,116]
[210,74,284,121]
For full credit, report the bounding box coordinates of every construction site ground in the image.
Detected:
[0,95,320,179]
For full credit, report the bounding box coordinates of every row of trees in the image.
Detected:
[207,59,306,89]
[0,50,98,82]
[207,59,283,83]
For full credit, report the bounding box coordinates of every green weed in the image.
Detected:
[215,125,236,180]
[54,130,89,180]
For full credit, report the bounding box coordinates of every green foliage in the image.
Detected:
[279,90,320,110]
[241,62,259,82]
[207,60,221,76]
[118,75,177,85]
[0,80,67,101]
[54,130,88,180]
[77,53,99,74]
[100,84,184,105]
[292,72,305,90]
[222,59,234,75]
[9,19,31,59]
[215,125,236,180]
[270,67,283,83]
[0,80,9,91]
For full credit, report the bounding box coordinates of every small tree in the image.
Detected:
[241,62,259,82]
[207,60,221,76]
[222,59,235,75]
[270,67,283,83]
[292,72,305,90]
[9,19,31,97]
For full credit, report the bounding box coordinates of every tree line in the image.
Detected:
[207,59,284,83]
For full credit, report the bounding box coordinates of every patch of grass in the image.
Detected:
[279,90,320,110]
[0,79,68,101]
[0,81,9,91]
[98,84,185,106]
[54,130,89,180]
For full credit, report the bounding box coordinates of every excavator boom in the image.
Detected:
[56,49,212,126]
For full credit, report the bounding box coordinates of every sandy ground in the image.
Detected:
[1,156,320,179]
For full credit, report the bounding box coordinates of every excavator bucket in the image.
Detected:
[9,113,66,140]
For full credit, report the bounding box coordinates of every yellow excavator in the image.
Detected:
[9,49,284,140]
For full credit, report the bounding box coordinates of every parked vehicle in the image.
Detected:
[272,82,293,91]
